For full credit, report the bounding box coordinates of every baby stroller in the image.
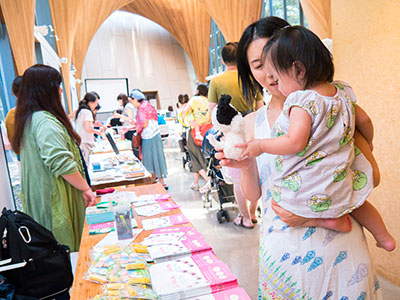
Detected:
[179,128,192,172]
[201,128,236,223]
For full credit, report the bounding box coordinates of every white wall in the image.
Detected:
[0,125,14,210]
[81,11,196,110]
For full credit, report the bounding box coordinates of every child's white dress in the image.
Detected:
[270,81,373,218]
[256,104,381,300]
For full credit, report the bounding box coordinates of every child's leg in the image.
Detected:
[351,201,396,251]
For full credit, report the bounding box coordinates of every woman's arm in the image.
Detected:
[238,107,311,159]
[215,112,262,202]
[62,171,96,206]
[355,105,374,149]
[354,129,380,187]
[84,120,102,136]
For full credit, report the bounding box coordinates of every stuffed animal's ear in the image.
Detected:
[216,94,237,125]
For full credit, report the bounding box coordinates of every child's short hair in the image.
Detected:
[263,26,334,89]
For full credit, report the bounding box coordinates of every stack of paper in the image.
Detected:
[131,193,171,207]
[135,201,180,217]
[186,287,251,300]
[141,214,189,231]
[150,251,238,299]
[143,227,211,263]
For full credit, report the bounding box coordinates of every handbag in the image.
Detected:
[191,123,213,146]
[0,209,73,299]
[131,132,142,148]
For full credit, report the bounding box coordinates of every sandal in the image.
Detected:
[233,214,254,229]
[199,181,211,194]
[190,183,200,191]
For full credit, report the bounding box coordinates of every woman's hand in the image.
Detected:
[271,200,309,227]
[82,189,96,207]
[214,148,255,170]
[236,139,263,161]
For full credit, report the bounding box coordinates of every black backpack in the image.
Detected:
[0,208,73,299]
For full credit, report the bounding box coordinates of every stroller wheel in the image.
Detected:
[217,210,224,224]
[223,209,230,222]
[189,162,193,172]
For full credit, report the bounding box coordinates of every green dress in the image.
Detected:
[20,111,86,252]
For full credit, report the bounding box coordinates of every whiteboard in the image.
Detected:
[85,78,129,113]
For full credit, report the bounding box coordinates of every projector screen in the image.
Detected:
[85,78,129,113]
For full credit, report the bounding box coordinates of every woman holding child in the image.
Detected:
[216,17,390,299]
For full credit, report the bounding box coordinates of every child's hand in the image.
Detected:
[236,139,263,160]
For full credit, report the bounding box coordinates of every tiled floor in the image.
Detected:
[163,146,400,299]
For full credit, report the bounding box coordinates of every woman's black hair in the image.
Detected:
[262,26,334,89]
[178,94,189,105]
[237,16,289,104]
[117,93,128,107]
[75,92,98,120]
[12,76,23,97]
[12,64,81,152]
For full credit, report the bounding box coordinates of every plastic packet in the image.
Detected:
[102,283,158,299]
[132,244,148,253]
[106,268,151,285]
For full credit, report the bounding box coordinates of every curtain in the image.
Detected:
[122,0,211,82]
[198,0,262,42]
[49,0,86,112]
[300,0,332,39]
[0,0,36,75]
[72,0,133,99]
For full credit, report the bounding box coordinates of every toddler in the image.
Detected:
[239,26,395,251]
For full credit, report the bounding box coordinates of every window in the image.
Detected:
[208,19,226,76]
[261,0,307,26]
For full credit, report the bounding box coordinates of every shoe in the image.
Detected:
[199,181,211,194]
[190,183,200,191]
[233,214,254,229]
[252,218,258,224]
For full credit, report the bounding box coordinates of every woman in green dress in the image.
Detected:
[12,64,96,252]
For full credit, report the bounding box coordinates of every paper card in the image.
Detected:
[152,226,193,235]
[169,214,190,225]
[141,214,189,231]
[142,232,186,246]
[149,251,237,298]
[154,194,171,202]
[94,229,143,249]
[135,204,165,217]
[159,201,180,210]
[187,287,251,300]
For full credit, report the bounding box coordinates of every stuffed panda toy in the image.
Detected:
[207,94,246,160]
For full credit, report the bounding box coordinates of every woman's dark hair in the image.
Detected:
[168,105,173,112]
[178,94,189,105]
[75,92,98,120]
[12,64,81,153]
[237,16,289,103]
[196,84,208,97]
[117,93,128,107]
[221,42,238,65]
[262,26,334,89]
[12,76,23,97]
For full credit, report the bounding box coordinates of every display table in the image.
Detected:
[89,151,152,190]
[70,183,191,299]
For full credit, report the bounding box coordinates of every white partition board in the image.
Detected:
[85,78,129,113]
